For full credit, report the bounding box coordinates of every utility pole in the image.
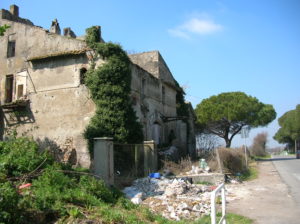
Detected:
[241,126,250,166]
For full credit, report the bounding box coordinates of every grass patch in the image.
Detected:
[196,212,253,224]
[253,154,271,160]
[240,162,258,181]
[196,181,213,186]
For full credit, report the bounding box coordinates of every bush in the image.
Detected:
[215,147,247,174]
[0,182,21,223]
[161,157,193,175]
[0,137,127,223]
[0,137,52,178]
[250,132,268,157]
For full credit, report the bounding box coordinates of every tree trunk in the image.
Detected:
[225,139,231,148]
[224,129,231,148]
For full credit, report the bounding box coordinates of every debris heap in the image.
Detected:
[123,177,212,221]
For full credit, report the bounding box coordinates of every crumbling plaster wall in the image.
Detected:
[0,17,95,167]
[129,51,176,86]
[0,18,86,81]
[130,63,179,146]
[24,55,96,167]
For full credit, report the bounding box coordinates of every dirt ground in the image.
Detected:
[226,160,300,224]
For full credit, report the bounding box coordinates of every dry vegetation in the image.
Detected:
[207,147,248,174]
[160,147,250,177]
[250,132,268,157]
[160,157,196,175]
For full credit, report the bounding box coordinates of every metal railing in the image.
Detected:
[211,183,226,224]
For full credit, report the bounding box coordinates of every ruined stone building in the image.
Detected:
[0,5,196,168]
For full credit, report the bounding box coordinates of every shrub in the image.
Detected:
[215,147,247,174]
[0,182,21,223]
[78,175,118,204]
[250,132,268,157]
[161,157,193,175]
[0,137,52,178]
[0,137,127,223]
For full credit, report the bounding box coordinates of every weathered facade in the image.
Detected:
[0,5,195,168]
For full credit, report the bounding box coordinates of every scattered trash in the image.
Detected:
[186,164,210,175]
[149,172,161,179]
[225,174,241,184]
[158,146,179,161]
[18,183,32,189]
[162,169,175,178]
[18,183,32,195]
[199,158,208,169]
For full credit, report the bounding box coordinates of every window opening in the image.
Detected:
[17,84,24,99]
[7,40,16,58]
[80,68,87,84]
[5,75,14,103]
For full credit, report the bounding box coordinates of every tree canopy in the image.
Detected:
[195,92,276,147]
[274,105,300,147]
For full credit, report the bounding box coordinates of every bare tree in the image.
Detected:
[250,132,268,156]
[196,133,221,153]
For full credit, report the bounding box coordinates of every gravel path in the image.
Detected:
[226,160,300,224]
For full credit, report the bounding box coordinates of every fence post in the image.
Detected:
[210,183,226,224]
[216,148,223,174]
[144,140,157,174]
[221,187,226,224]
[134,145,140,176]
[93,137,114,185]
[211,190,216,224]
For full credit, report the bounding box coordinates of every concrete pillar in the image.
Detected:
[93,137,114,185]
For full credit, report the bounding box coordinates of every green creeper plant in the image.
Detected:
[84,26,143,156]
[195,91,276,147]
[174,80,189,118]
[0,24,10,36]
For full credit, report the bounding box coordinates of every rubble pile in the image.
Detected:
[123,177,212,221]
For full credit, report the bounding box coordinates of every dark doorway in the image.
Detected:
[5,75,14,103]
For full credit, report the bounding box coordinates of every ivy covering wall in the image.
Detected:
[84,26,143,156]
[174,80,189,119]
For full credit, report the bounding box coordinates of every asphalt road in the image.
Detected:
[272,155,300,207]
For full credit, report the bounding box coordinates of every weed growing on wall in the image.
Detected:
[84,26,143,156]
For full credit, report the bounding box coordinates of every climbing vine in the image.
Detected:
[84,26,143,156]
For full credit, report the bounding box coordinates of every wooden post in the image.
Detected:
[216,148,223,174]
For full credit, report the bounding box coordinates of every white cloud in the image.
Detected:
[168,16,223,39]
[167,28,191,40]
[183,18,223,34]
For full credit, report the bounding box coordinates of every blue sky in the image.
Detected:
[2,0,300,148]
